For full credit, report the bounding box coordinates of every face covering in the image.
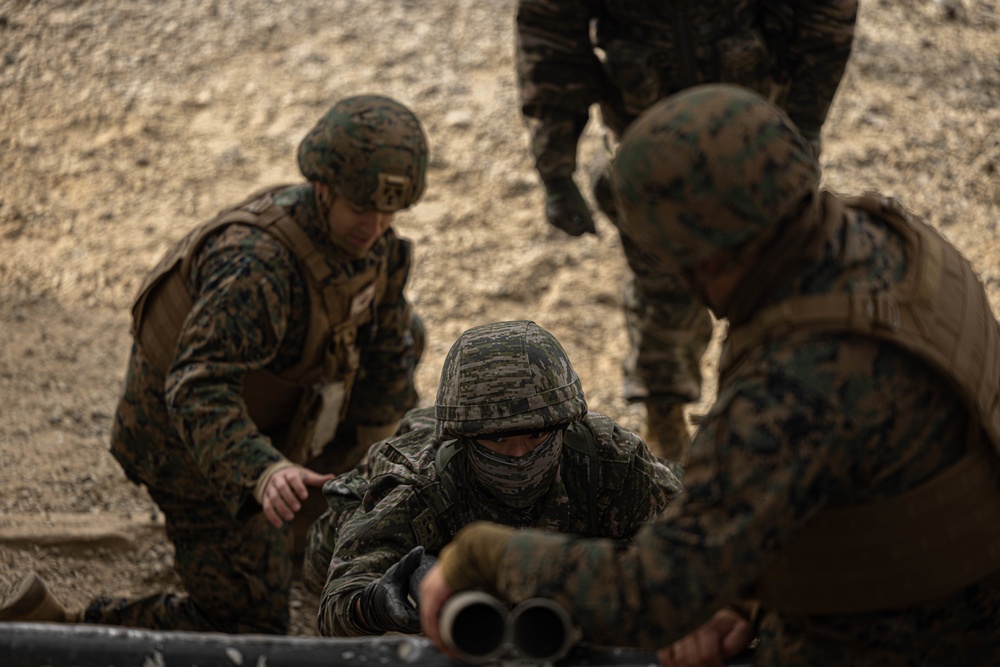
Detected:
[465,430,564,510]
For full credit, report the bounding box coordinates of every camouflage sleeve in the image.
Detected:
[516,0,605,179]
[769,0,858,138]
[495,365,842,646]
[317,483,431,636]
[494,335,966,647]
[346,234,419,427]
[606,423,682,537]
[164,225,298,517]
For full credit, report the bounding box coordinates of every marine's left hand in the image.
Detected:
[657,608,754,667]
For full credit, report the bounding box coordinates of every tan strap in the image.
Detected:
[756,440,1000,614]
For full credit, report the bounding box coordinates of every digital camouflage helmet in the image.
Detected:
[612,84,820,278]
[434,321,588,439]
[298,95,428,213]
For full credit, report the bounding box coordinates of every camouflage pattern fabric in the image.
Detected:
[315,407,681,636]
[516,0,857,179]
[434,320,588,438]
[302,408,437,596]
[104,183,420,633]
[491,199,1000,664]
[83,489,292,633]
[448,87,1000,663]
[515,0,857,403]
[613,85,821,281]
[619,258,713,404]
[465,431,564,509]
[298,95,428,212]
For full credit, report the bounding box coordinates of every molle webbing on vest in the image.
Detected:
[726,194,1000,612]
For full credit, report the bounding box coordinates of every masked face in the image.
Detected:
[466,430,564,510]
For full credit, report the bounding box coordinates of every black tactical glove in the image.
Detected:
[357,546,434,634]
[407,549,438,606]
[542,177,597,236]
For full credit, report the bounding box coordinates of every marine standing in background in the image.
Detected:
[0,95,428,635]
[307,320,681,637]
[516,0,857,462]
[420,85,1000,664]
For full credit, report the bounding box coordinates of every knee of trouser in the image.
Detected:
[174,516,293,635]
[192,574,292,635]
[218,605,290,635]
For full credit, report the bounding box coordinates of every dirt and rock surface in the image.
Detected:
[1,0,998,638]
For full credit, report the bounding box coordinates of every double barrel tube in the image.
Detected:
[439,591,575,663]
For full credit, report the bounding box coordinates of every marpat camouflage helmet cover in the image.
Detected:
[435,321,588,439]
[612,84,820,276]
[298,95,428,212]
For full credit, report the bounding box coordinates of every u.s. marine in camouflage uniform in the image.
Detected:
[419,86,1000,664]
[0,96,428,635]
[307,321,681,637]
[516,0,858,462]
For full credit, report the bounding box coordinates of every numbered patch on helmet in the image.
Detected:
[374,173,411,212]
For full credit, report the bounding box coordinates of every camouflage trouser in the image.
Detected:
[621,273,713,403]
[590,134,713,404]
[83,488,292,634]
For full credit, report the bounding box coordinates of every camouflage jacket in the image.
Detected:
[317,408,681,636]
[516,0,857,179]
[492,194,1000,664]
[111,184,418,518]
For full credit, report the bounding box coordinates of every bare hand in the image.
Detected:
[657,608,753,667]
[418,564,457,655]
[262,465,334,528]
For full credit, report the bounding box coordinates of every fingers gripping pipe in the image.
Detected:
[439,591,575,664]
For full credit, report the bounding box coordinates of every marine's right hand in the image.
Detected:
[657,608,754,667]
[261,464,334,528]
[543,177,597,236]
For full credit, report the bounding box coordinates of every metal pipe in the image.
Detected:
[437,590,510,664]
[509,597,575,662]
[0,622,446,667]
[0,620,757,667]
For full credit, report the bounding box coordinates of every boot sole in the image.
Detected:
[0,572,47,621]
